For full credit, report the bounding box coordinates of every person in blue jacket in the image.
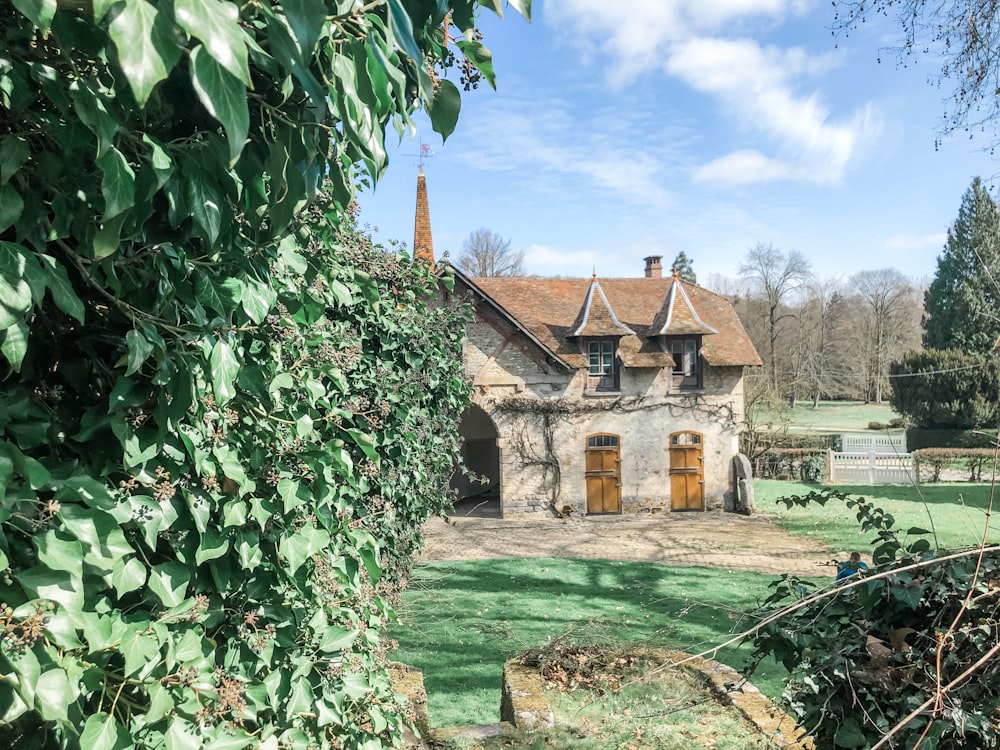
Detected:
[836,551,868,584]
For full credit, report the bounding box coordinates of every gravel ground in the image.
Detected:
[418,507,838,577]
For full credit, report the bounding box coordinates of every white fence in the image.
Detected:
[828,449,916,484]
[840,432,907,454]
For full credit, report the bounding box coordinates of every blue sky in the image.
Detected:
[357,0,997,284]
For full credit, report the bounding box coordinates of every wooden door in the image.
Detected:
[585,434,621,514]
[669,431,704,511]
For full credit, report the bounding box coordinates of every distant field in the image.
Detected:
[753,400,903,433]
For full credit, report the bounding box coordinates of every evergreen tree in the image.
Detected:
[924,177,1000,354]
[672,251,697,283]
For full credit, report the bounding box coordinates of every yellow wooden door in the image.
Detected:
[585,434,621,514]
[669,431,704,511]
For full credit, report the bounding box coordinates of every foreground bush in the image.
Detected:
[0,1,524,747]
[754,490,1000,749]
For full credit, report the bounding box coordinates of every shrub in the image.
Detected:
[0,2,523,748]
[867,421,886,430]
[754,490,1000,749]
[890,350,1000,428]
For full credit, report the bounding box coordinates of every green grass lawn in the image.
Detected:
[753,399,902,433]
[756,479,1000,553]
[390,559,795,728]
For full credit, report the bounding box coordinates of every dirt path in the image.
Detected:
[418,509,837,577]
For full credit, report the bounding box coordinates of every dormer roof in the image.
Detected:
[568,274,636,337]
[649,268,719,336]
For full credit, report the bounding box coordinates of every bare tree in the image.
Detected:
[795,276,850,406]
[849,268,922,404]
[738,243,813,395]
[456,228,525,277]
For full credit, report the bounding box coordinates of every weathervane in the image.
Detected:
[406,141,434,169]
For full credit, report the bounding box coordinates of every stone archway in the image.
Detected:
[451,403,501,517]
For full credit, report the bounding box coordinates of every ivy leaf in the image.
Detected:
[35,668,73,722]
[0,183,24,233]
[429,79,461,142]
[12,0,56,33]
[109,0,181,108]
[175,0,252,87]
[210,340,239,406]
[148,562,190,608]
[124,328,155,377]
[0,136,29,185]
[69,82,120,158]
[283,0,327,60]
[506,0,532,19]
[97,147,136,220]
[833,717,867,748]
[240,276,276,324]
[38,255,85,322]
[166,715,201,750]
[386,0,432,96]
[190,46,249,166]
[80,712,130,750]
[279,524,330,574]
[0,321,28,372]
[0,242,34,329]
[111,556,148,596]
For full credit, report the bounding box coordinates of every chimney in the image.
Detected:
[413,166,434,263]
[643,255,662,278]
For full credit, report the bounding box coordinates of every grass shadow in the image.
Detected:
[390,558,798,728]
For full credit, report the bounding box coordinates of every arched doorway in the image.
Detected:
[669,431,704,511]
[451,403,501,517]
[585,433,622,514]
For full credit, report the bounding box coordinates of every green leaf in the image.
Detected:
[0,242,35,329]
[196,275,237,314]
[92,213,127,260]
[456,40,496,89]
[121,626,162,678]
[0,183,24,233]
[112,556,148,596]
[283,0,327,59]
[35,668,73,722]
[12,0,56,33]
[149,562,190,608]
[0,136,29,185]
[279,524,330,574]
[80,712,131,750]
[387,0,422,71]
[210,340,239,406]
[125,328,154,376]
[1,320,28,371]
[109,0,181,108]
[240,276,276,324]
[190,46,250,166]
[175,0,251,86]
[38,255,86,322]
[166,716,201,750]
[317,626,358,652]
[69,82,120,158]
[195,528,229,564]
[833,717,867,748]
[429,79,461,142]
[97,147,136,220]
[506,0,532,19]
[36,530,84,580]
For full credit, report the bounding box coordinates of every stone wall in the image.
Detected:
[462,316,749,517]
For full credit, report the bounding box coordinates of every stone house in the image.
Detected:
[409,166,760,517]
[448,258,762,517]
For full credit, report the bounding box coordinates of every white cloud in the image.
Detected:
[523,243,605,276]
[545,0,879,186]
[692,150,794,184]
[884,232,947,250]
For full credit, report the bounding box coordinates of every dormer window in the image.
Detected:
[669,337,702,389]
[587,339,620,392]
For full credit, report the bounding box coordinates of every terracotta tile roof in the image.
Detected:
[466,273,762,369]
[569,276,636,336]
[650,273,719,336]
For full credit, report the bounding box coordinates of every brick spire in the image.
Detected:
[413,166,434,263]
